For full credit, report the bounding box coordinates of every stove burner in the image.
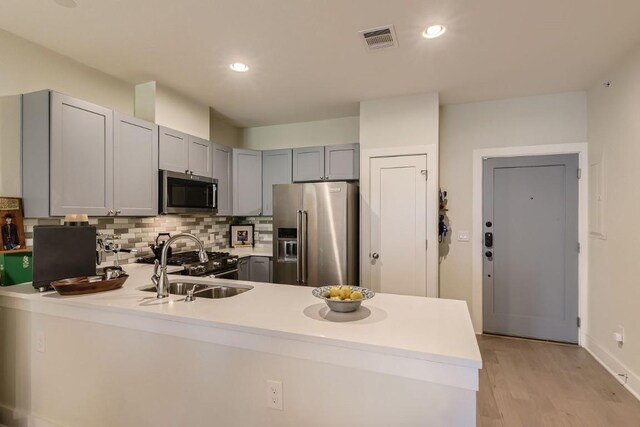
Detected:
[137,251,230,265]
[137,250,238,277]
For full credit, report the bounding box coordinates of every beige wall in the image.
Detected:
[0,96,21,197]
[587,46,640,388]
[0,29,134,113]
[210,108,243,148]
[439,92,587,306]
[359,93,439,149]
[242,116,359,150]
[155,84,210,140]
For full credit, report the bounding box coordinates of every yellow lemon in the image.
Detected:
[339,286,352,300]
[350,291,363,300]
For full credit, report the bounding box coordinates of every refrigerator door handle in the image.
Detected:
[301,210,308,284]
[296,210,302,283]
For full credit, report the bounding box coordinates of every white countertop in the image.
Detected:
[0,264,481,388]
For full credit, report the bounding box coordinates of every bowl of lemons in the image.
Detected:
[312,285,375,313]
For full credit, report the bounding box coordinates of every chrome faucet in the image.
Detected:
[151,233,209,298]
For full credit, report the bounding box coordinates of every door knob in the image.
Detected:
[372,253,380,260]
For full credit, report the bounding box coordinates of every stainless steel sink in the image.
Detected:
[140,282,252,299]
[193,286,250,299]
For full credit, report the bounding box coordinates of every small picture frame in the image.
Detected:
[229,224,255,248]
[0,197,27,253]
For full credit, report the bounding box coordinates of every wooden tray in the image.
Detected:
[51,274,128,296]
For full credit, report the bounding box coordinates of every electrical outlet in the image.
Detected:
[266,380,283,410]
[457,230,470,242]
[35,331,46,353]
[613,326,625,344]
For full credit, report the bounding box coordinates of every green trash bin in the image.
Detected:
[0,251,33,286]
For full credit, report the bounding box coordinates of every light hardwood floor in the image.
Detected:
[477,334,640,426]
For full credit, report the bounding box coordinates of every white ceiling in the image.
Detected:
[2,0,640,127]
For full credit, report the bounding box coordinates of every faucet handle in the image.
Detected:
[198,249,209,263]
[185,288,196,302]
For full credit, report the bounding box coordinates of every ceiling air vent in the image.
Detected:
[359,25,398,51]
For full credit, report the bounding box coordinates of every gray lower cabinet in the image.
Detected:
[262,149,293,216]
[22,90,159,217]
[238,257,250,281]
[249,256,270,283]
[292,146,325,182]
[292,143,359,182]
[113,113,159,216]
[212,142,232,216]
[232,148,262,216]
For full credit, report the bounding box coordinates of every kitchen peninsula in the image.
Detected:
[0,264,481,426]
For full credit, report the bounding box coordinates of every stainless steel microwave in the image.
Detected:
[160,170,218,214]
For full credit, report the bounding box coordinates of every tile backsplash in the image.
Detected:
[23,215,273,265]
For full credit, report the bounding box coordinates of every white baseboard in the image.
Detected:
[0,404,60,427]
[584,334,640,401]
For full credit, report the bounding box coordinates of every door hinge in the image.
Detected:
[426,240,428,249]
[421,170,428,180]
[577,168,582,179]
[577,242,581,253]
[577,317,581,328]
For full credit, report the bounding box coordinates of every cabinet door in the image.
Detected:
[188,136,213,178]
[262,149,292,216]
[113,113,158,216]
[292,146,325,182]
[238,257,250,281]
[325,143,360,181]
[212,142,233,216]
[50,92,113,216]
[232,149,263,216]
[250,256,270,283]
[158,126,189,173]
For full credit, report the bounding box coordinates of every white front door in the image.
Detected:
[370,155,428,296]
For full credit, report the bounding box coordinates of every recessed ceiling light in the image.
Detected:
[53,0,77,8]
[229,63,249,73]
[422,25,446,39]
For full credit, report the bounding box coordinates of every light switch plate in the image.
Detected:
[457,230,470,242]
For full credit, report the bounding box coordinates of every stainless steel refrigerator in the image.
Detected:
[272,182,359,287]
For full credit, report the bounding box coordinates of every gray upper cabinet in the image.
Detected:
[158,126,189,174]
[159,126,213,178]
[292,144,359,182]
[232,148,263,216]
[325,143,359,181]
[49,92,114,217]
[262,149,293,216]
[113,113,159,216]
[212,142,233,216]
[22,90,159,217]
[292,146,325,182]
[188,136,213,178]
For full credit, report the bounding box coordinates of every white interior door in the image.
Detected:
[370,155,427,296]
